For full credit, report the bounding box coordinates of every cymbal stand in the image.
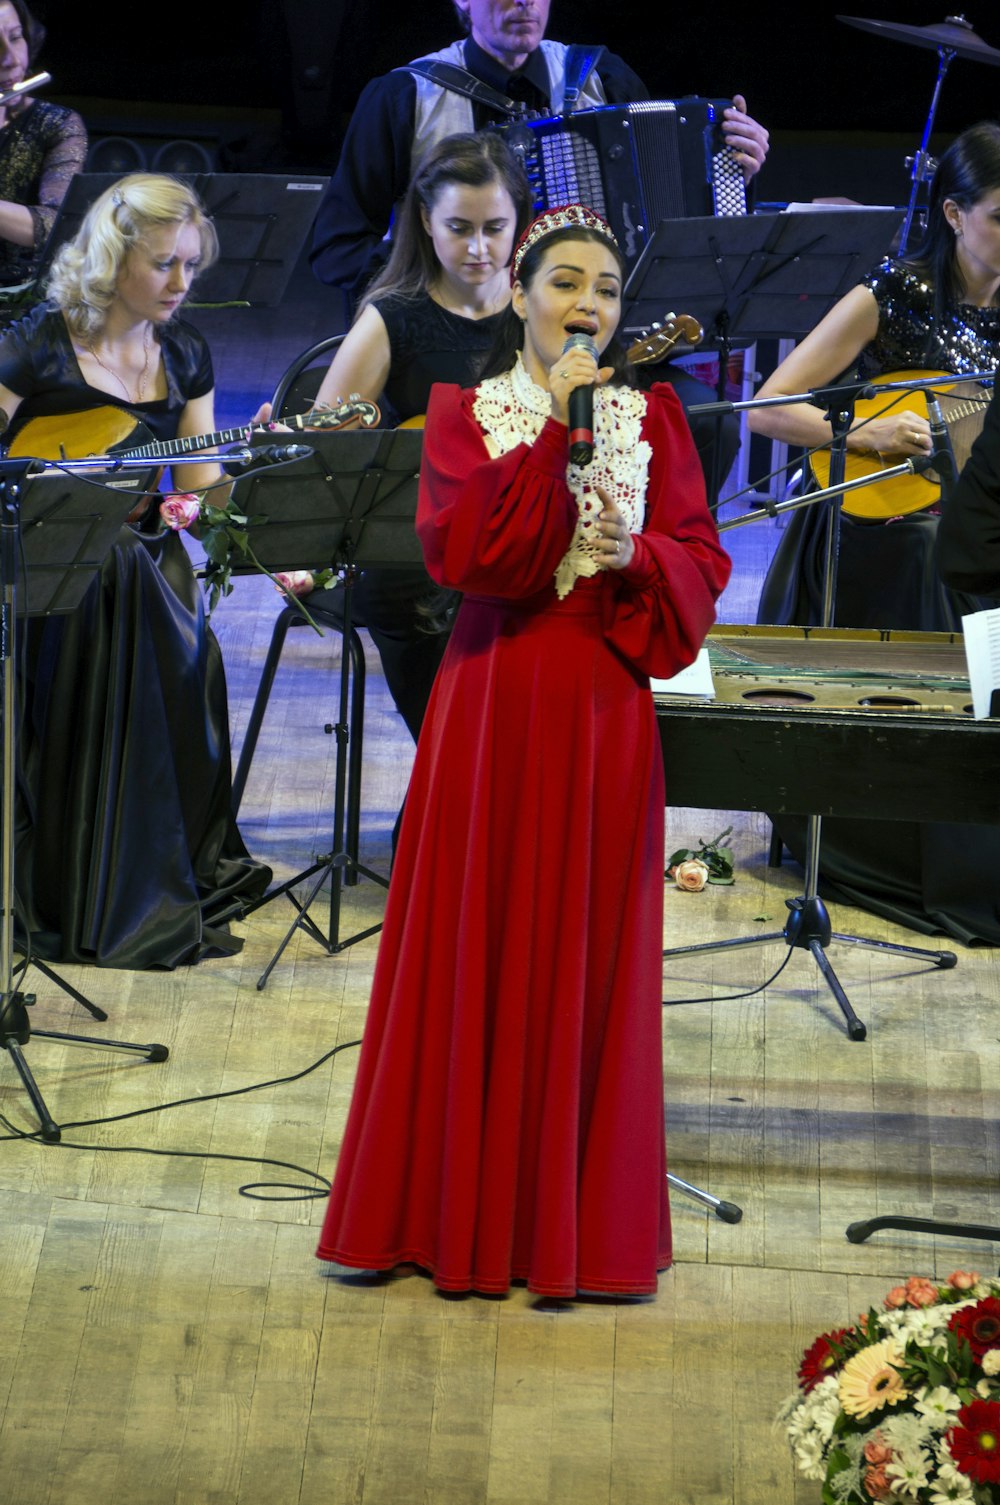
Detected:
[0,455,169,1142]
[898,34,957,255]
[663,376,970,1040]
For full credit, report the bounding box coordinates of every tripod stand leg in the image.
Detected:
[829,931,957,968]
[667,1171,743,1223]
[15,955,108,1021]
[663,930,787,962]
[30,1029,169,1061]
[808,937,866,1041]
[3,1036,60,1141]
[257,862,333,989]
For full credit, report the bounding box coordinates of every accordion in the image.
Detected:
[502,100,747,272]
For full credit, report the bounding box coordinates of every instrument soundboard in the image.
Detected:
[654,625,999,823]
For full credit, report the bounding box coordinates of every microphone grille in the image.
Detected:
[562,332,598,360]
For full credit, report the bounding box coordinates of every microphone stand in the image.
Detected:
[662,370,994,1040]
[1,450,172,1140]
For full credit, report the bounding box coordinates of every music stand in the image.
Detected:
[33,173,330,306]
[622,209,905,508]
[623,209,905,341]
[1,455,170,1142]
[228,429,425,989]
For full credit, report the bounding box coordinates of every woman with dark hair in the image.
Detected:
[307,130,532,745]
[2,173,270,968]
[315,128,531,425]
[316,205,730,1298]
[751,120,1000,631]
[0,0,86,289]
[748,120,1000,945]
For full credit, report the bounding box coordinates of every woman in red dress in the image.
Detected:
[317,205,730,1298]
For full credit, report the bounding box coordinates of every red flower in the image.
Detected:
[947,1399,1000,1484]
[949,1298,1000,1360]
[798,1328,852,1391]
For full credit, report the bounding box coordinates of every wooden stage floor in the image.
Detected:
[1,282,998,1505]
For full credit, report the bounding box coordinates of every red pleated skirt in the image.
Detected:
[317,578,671,1296]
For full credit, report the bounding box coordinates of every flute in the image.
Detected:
[0,72,50,109]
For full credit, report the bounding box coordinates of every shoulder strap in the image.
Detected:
[562,45,606,109]
[401,60,523,119]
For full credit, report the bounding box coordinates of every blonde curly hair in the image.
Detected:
[46,173,218,340]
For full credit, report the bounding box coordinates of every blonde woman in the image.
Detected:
[3,173,270,968]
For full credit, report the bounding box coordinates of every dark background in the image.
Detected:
[35,1,1000,201]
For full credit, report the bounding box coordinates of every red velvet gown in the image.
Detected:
[317,377,730,1297]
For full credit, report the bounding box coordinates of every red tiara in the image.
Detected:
[510,204,619,284]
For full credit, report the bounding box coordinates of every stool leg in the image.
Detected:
[231,607,297,817]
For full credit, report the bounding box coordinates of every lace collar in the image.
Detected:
[474,355,652,598]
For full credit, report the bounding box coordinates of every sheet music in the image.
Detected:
[651,646,715,699]
[961,607,1000,719]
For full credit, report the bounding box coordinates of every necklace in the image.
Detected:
[87,327,153,404]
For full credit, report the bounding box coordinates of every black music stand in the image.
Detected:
[623,209,905,341]
[622,210,904,507]
[1,456,169,1142]
[34,172,330,306]
[228,429,424,989]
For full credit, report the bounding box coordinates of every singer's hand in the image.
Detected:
[849,412,931,458]
[595,484,635,571]
[548,349,612,425]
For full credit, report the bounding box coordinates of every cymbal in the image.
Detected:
[838,14,1000,66]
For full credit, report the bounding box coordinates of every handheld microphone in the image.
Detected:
[561,332,597,466]
[925,394,957,498]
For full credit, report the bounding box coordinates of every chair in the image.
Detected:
[269,334,345,421]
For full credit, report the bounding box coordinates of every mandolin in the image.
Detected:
[627,313,703,366]
[809,370,990,520]
[8,396,381,463]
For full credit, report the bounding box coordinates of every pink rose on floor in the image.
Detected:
[159,493,201,531]
[949,1271,981,1290]
[671,858,710,892]
[275,570,315,598]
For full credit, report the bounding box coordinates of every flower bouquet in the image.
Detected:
[781,1272,1000,1502]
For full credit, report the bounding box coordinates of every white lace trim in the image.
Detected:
[472,354,651,598]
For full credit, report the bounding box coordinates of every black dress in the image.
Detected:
[4,306,270,968]
[758,261,1000,945]
[308,290,505,742]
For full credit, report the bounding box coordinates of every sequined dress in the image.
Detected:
[759,259,1000,944]
[759,259,1000,630]
[316,364,730,1296]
